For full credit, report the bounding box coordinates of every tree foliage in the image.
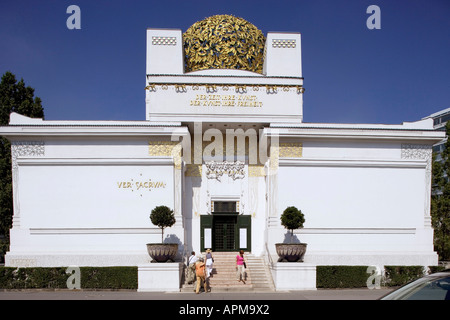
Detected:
[0,71,44,242]
[149,205,176,243]
[280,206,305,241]
[431,121,450,261]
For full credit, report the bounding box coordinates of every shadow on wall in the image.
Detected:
[283,232,301,244]
[164,234,184,262]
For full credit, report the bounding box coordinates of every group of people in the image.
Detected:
[187,249,247,294]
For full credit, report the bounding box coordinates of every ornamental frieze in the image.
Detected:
[205,160,245,181]
[401,143,432,171]
[11,141,45,169]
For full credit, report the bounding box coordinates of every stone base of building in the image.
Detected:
[5,250,439,268]
[4,252,151,267]
[301,251,439,267]
[270,263,317,291]
[137,263,183,292]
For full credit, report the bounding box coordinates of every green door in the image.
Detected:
[200,214,251,252]
[213,215,237,251]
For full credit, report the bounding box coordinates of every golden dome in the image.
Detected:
[183,15,266,73]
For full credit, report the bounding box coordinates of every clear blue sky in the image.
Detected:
[0,0,449,124]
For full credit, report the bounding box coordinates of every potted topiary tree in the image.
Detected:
[276,206,307,262]
[146,205,178,262]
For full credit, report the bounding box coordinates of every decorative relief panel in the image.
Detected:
[152,36,177,45]
[401,144,432,164]
[148,141,182,169]
[145,83,304,95]
[248,165,265,177]
[272,39,296,48]
[148,141,178,156]
[10,141,45,226]
[11,141,45,169]
[205,160,245,181]
[268,142,303,173]
[401,143,433,224]
[279,142,303,158]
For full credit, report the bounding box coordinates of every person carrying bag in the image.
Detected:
[195,258,209,293]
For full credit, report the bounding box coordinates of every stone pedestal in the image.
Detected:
[270,263,316,291]
[138,262,183,292]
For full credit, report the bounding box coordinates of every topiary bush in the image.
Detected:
[280,206,305,243]
[150,205,176,243]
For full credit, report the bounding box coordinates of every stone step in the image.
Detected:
[181,252,274,292]
[245,255,275,291]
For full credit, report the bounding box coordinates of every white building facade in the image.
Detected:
[0,15,444,268]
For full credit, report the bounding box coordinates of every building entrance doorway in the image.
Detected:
[200,201,251,252]
[213,215,237,251]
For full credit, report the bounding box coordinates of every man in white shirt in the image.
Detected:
[186,251,198,284]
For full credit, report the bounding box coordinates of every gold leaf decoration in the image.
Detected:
[183,15,266,74]
[279,143,303,158]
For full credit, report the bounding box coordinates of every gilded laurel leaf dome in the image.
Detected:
[183,15,266,74]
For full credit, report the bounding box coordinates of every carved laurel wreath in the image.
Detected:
[183,15,266,74]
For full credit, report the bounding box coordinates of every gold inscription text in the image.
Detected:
[190,94,262,107]
[117,179,166,191]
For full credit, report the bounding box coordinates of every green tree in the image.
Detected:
[0,71,44,246]
[431,121,450,261]
[150,205,176,243]
[280,206,305,243]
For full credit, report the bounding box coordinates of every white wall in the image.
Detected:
[266,138,438,266]
[5,135,185,266]
[264,32,302,77]
[18,164,174,229]
[146,29,184,75]
[277,165,424,230]
[267,163,437,266]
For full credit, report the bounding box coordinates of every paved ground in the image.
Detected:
[0,288,392,300]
